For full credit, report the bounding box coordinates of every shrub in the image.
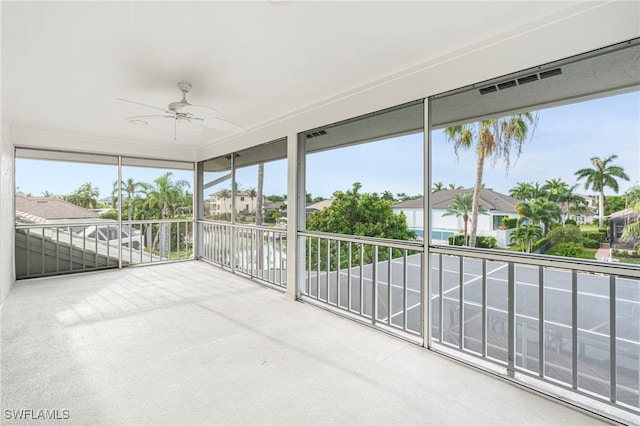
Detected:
[501,217,518,229]
[99,209,117,220]
[448,234,496,248]
[583,238,600,249]
[448,235,466,246]
[549,225,582,244]
[583,232,606,242]
[564,219,577,226]
[555,242,581,257]
[475,236,497,249]
[531,237,551,252]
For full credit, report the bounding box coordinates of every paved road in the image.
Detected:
[305,252,639,407]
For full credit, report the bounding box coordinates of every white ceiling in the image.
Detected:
[2,1,638,161]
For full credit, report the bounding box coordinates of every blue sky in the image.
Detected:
[16,91,639,200]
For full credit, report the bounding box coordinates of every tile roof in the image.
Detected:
[307,199,333,211]
[16,195,99,223]
[393,189,519,212]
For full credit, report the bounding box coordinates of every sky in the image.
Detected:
[15,91,640,201]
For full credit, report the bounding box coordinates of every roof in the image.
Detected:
[393,189,519,212]
[16,195,99,224]
[608,208,638,222]
[307,199,333,211]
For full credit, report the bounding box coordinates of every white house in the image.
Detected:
[561,194,597,224]
[392,189,519,246]
[207,190,259,217]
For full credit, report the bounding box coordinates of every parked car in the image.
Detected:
[67,223,145,250]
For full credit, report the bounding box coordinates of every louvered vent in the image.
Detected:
[479,67,562,95]
[306,130,328,139]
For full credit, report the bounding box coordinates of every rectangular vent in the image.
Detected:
[497,80,517,90]
[517,74,539,85]
[479,85,497,95]
[540,68,562,79]
[306,130,328,139]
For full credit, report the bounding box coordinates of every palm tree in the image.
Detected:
[219,189,231,216]
[510,224,543,253]
[112,178,143,222]
[509,182,535,201]
[247,187,257,213]
[445,112,538,247]
[447,183,463,190]
[575,155,630,228]
[556,183,585,224]
[516,198,562,234]
[149,172,189,217]
[542,178,568,202]
[381,190,395,201]
[442,193,487,246]
[66,182,99,208]
[432,182,444,192]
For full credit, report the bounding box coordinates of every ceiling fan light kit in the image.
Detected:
[118,82,244,140]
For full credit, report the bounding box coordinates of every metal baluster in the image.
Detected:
[41,227,45,275]
[347,242,352,312]
[387,247,392,326]
[69,229,73,271]
[539,265,544,377]
[482,259,487,357]
[359,243,364,315]
[337,240,342,307]
[26,228,31,276]
[459,256,464,350]
[326,238,331,303]
[316,237,321,300]
[609,274,617,403]
[572,269,578,389]
[404,249,408,332]
[508,262,516,377]
[56,228,60,273]
[439,254,443,343]
[372,245,378,323]
[305,237,312,296]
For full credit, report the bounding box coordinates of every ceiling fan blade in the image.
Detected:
[124,114,173,120]
[184,104,219,117]
[117,98,170,113]
[202,117,245,133]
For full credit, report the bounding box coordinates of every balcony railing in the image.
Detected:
[15,219,194,279]
[429,245,639,418]
[299,231,423,342]
[199,221,287,289]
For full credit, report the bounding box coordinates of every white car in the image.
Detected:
[70,224,145,250]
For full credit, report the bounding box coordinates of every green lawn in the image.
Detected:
[579,224,602,232]
[545,245,597,260]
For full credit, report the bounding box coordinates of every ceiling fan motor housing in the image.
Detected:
[169,82,193,112]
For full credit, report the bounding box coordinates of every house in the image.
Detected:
[392,189,519,245]
[609,208,638,248]
[206,190,259,217]
[565,194,597,224]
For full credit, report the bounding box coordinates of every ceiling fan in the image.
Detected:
[117,82,244,139]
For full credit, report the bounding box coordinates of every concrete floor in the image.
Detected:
[1,261,611,425]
